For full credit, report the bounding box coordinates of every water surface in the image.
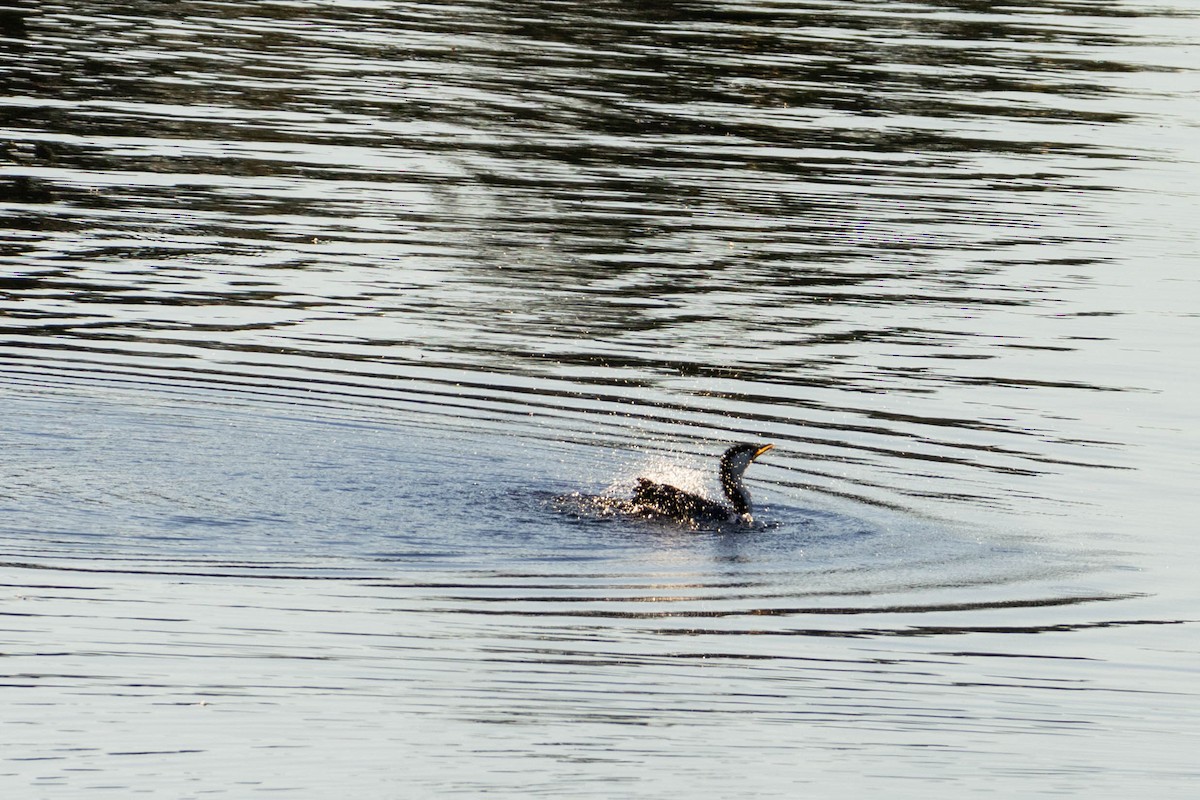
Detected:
[2,1,1199,797]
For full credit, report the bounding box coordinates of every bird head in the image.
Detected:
[720,443,774,478]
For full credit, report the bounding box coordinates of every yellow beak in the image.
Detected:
[753,444,775,460]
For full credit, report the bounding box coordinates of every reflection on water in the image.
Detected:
[0,0,1169,517]
[2,0,1199,796]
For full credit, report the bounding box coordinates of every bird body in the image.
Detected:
[632,477,732,521]
[631,443,774,525]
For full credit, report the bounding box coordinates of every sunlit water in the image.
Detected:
[2,1,1198,797]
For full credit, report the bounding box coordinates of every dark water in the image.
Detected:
[2,1,1199,796]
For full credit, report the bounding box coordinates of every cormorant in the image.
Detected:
[632,443,774,524]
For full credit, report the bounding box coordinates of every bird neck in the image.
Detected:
[721,465,752,516]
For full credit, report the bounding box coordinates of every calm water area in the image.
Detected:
[2,0,1199,796]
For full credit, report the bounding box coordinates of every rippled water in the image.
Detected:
[2,1,1199,797]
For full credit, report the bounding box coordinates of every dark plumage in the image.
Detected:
[632,443,774,524]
